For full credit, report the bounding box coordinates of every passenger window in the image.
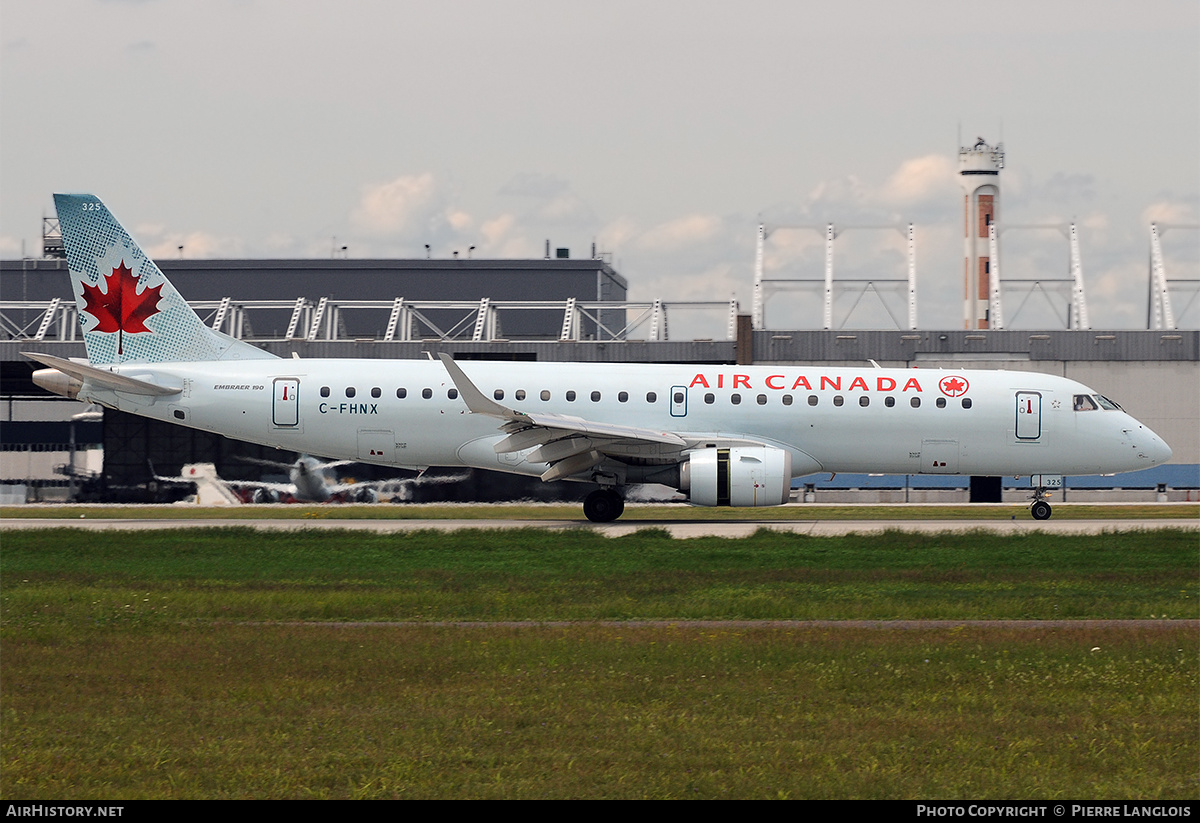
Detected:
[566,391,576,402]
[962,398,972,409]
[646,392,657,403]
[911,397,921,408]
[833,395,844,407]
[884,396,895,408]
[808,395,818,406]
[756,394,767,405]
[320,386,330,397]
[396,388,407,399]
[540,390,551,401]
[782,395,793,406]
[448,389,459,400]
[494,389,504,401]
[422,388,432,399]
[618,391,629,402]
[936,397,946,409]
[859,396,869,407]
[592,391,602,402]
[1074,394,1097,412]
[731,393,742,405]
[516,390,527,401]
[704,393,715,404]
[345,387,356,398]
[371,387,381,398]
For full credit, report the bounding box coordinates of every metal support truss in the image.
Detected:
[1,297,740,343]
[0,300,78,341]
[753,222,917,330]
[994,222,1090,329]
[1150,223,1200,330]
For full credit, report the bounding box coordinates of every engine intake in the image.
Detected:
[680,446,793,507]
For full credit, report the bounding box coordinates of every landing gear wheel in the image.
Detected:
[583,489,625,523]
[1031,500,1052,521]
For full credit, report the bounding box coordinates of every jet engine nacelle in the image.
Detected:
[679,446,793,507]
[32,368,83,400]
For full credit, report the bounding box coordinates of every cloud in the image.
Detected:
[878,155,959,208]
[1141,199,1198,226]
[478,214,538,258]
[498,172,597,228]
[633,214,724,253]
[352,173,441,236]
[144,230,244,259]
[1037,172,1097,204]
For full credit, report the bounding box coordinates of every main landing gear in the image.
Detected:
[583,488,625,523]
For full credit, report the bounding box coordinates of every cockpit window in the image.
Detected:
[1073,395,1097,412]
[1095,395,1121,411]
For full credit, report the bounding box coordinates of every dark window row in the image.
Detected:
[319,386,659,403]
[700,392,972,409]
[317,385,972,411]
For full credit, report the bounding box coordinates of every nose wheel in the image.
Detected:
[583,488,625,522]
[1029,487,1053,521]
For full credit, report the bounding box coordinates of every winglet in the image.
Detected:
[437,353,518,419]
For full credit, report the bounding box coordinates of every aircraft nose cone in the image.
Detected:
[1131,424,1173,466]
[1148,434,1172,465]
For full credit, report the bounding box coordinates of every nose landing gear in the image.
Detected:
[1027,474,1062,520]
[1030,496,1052,521]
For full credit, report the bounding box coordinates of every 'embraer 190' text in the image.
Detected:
[688,374,924,392]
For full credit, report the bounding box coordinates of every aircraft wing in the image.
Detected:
[440,353,747,481]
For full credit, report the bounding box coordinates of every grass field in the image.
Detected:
[4,501,1199,520]
[1,526,1197,799]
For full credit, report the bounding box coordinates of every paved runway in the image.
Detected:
[3,516,1195,537]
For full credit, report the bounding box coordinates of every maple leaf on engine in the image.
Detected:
[80,262,164,355]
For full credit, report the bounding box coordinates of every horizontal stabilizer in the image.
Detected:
[23,352,181,396]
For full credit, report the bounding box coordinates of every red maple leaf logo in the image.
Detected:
[80,262,164,355]
[939,375,969,397]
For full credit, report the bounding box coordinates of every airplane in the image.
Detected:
[153,457,469,504]
[25,194,1173,522]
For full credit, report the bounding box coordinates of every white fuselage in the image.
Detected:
[83,359,1171,481]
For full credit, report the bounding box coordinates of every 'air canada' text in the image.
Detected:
[688,374,925,392]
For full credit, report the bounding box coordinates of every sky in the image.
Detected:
[2,0,1197,334]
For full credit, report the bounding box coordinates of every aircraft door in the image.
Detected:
[670,385,688,417]
[273,378,299,427]
[1015,391,1042,440]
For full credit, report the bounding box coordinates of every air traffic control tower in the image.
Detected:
[959,137,1004,329]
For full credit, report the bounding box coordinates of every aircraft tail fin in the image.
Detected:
[53,193,277,365]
